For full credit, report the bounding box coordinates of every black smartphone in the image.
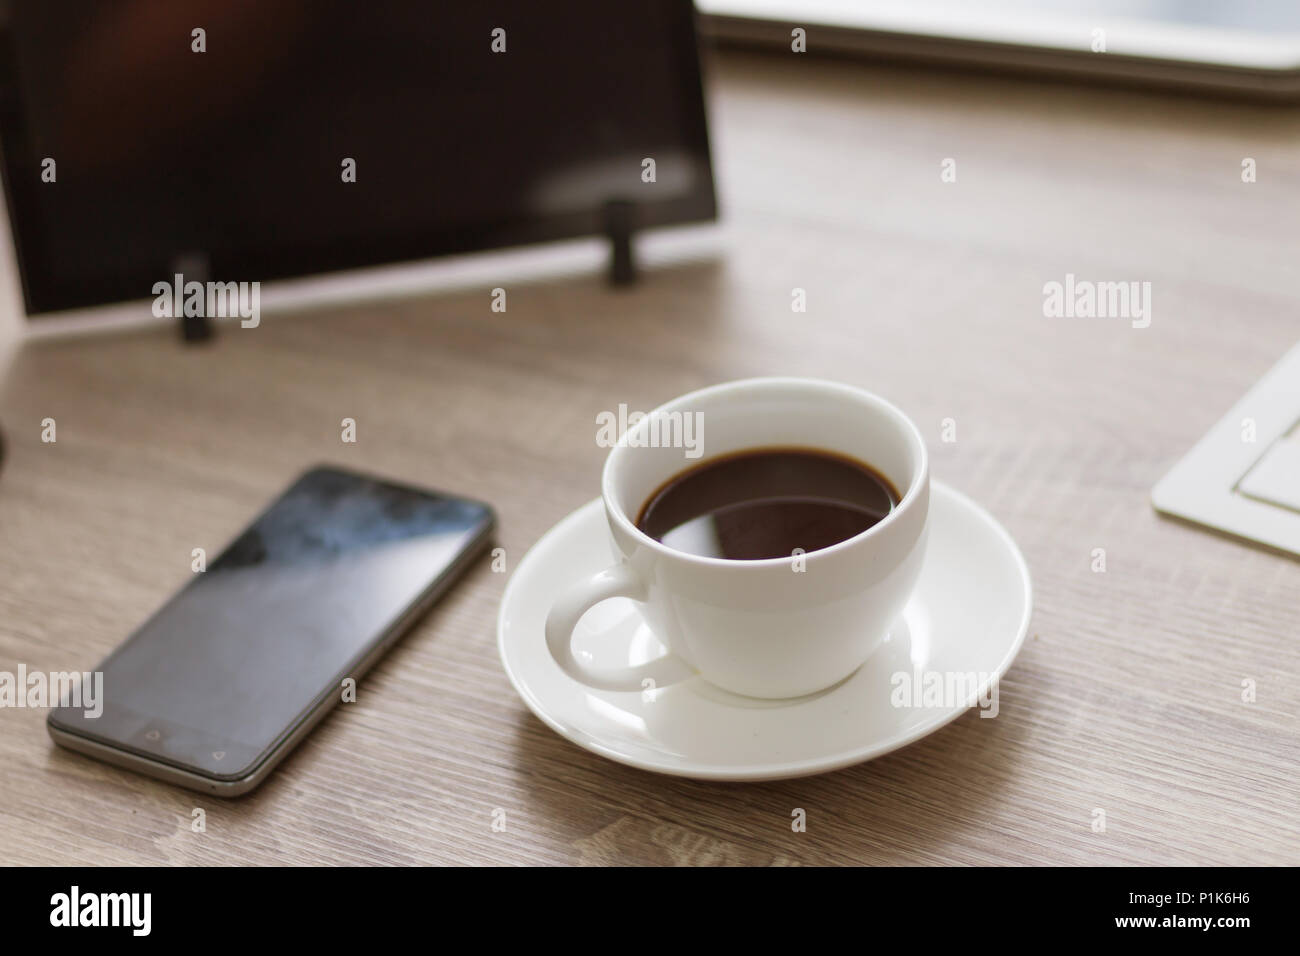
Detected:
[47,465,495,796]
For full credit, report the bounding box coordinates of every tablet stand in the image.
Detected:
[173,252,215,343]
[604,200,637,287]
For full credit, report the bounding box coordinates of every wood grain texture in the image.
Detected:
[2,49,1298,866]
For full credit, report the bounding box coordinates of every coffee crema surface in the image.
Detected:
[635,448,900,561]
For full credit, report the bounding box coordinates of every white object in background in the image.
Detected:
[1153,342,1300,555]
[698,0,1300,75]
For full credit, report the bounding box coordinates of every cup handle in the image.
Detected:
[545,563,695,692]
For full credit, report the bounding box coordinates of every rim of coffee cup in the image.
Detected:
[601,377,929,569]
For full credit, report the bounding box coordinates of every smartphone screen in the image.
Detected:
[49,466,494,785]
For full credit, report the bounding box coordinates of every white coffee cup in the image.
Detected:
[545,377,930,699]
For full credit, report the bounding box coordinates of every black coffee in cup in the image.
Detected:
[635,447,899,561]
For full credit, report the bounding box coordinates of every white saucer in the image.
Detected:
[498,482,1032,781]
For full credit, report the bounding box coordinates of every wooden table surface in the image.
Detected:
[2,49,1298,866]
